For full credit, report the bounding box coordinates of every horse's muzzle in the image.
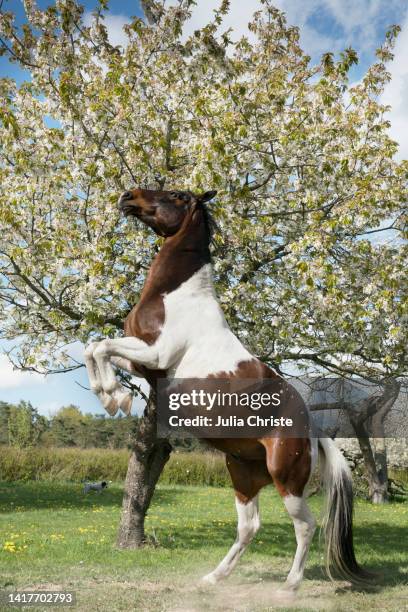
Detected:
[118,191,138,216]
[119,191,133,202]
[119,204,138,217]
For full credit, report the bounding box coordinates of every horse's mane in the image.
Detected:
[199,203,218,247]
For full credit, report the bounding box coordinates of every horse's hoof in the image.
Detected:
[201,573,218,585]
[118,391,133,415]
[100,392,119,416]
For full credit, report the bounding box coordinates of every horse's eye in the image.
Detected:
[169,191,178,199]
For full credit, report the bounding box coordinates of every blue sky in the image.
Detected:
[1,0,408,416]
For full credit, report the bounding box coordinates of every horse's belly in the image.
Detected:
[205,438,267,460]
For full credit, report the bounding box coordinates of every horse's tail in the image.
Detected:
[318,437,370,583]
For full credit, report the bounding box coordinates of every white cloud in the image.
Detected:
[325,0,380,31]
[176,0,260,42]
[0,354,45,390]
[83,12,129,48]
[103,13,130,47]
[381,13,408,161]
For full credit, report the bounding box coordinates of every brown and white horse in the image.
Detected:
[85,188,367,593]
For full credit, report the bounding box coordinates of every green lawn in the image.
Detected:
[0,482,407,611]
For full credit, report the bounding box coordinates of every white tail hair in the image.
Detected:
[318,438,370,583]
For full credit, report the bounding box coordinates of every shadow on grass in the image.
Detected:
[0,481,186,512]
[148,519,408,590]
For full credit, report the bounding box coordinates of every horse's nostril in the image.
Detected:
[121,191,133,201]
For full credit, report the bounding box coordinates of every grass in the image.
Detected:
[0,446,230,486]
[0,482,407,611]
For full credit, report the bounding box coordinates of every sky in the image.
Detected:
[1,0,407,417]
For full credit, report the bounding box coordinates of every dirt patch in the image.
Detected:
[166,576,340,612]
[20,571,408,611]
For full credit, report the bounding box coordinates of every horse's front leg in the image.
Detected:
[92,337,160,414]
[111,356,144,378]
[109,356,147,415]
[202,494,260,584]
[84,342,119,416]
[202,455,267,585]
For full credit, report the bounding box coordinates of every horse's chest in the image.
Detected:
[124,294,165,345]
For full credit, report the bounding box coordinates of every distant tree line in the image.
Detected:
[0,400,201,452]
[0,401,138,449]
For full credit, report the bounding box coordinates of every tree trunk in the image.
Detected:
[370,392,394,504]
[347,379,399,504]
[116,392,172,548]
[355,430,388,504]
[371,437,389,504]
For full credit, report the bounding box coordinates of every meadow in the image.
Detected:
[0,481,407,612]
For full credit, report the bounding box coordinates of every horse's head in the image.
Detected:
[118,188,217,237]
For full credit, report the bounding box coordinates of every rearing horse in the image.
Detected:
[85,187,367,593]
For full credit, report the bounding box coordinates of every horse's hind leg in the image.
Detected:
[281,495,316,592]
[202,456,271,585]
[262,437,316,593]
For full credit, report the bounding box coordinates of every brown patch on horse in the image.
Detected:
[226,454,272,504]
[206,438,267,461]
[205,357,310,491]
[261,437,312,497]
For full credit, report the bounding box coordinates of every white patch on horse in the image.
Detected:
[202,494,260,584]
[164,264,253,378]
[281,495,316,592]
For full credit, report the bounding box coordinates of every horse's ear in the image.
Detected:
[198,190,217,203]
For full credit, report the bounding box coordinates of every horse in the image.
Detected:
[84,187,368,593]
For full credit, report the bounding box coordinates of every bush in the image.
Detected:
[0,446,130,482]
[161,451,229,486]
[0,446,229,485]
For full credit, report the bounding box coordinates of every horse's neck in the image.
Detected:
[141,219,212,300]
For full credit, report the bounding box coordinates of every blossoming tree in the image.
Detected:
[1,0,407,543]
